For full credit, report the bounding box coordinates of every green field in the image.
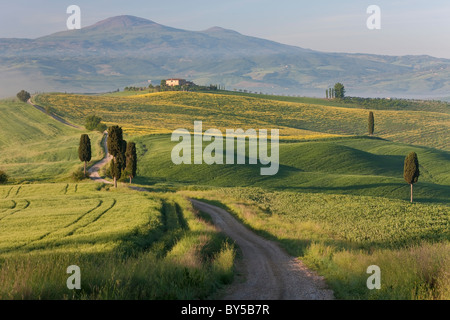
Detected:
[34,91,450,150]
[130,134,450,203]
[0,91,449,300]
[182,187,449,299]
[0,100,103,183]
[0,183,235,299]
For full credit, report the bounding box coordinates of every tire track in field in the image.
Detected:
[2,200,16,210]
[4,186,13,199]
[15,186,22,196]
[0,199,31,222]
[66,199,116,236]
[27,99,81,129]
[0,200,16,217]
[26,200,104,245]
[5,199,113,252]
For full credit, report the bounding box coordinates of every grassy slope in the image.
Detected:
[130,134,450,203]
[182,188,450,299]
[0,183,235,299]
[34,91,450,150]
[0,99,103,182]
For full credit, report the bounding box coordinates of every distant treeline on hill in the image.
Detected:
[124,83,221,92]
[342,96,450,112]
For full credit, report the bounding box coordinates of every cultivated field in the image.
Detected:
[0,183,235,299]
[182,188,450,299]
[34,92,450,150]
[0,100,103,183]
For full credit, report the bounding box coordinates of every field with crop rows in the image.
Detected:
[0,183,235,299]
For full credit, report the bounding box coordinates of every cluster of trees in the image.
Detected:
[78,126,137,187]
[326,83,345,99]
[85,115,107,132]
[159,81,220,92]
[124,86,150,92]
[107,126,137,187]
[17,90,31,102]
[124,81,222,93]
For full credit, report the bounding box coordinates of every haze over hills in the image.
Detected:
[1,15,450,98]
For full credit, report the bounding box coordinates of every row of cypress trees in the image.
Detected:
[107,125,137,188]
[78,125,137,188]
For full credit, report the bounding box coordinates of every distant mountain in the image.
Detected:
[1,15,450,98]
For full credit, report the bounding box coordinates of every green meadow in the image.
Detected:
[0,100,103,183]
[0,90,448,300]
[0,183,235,299]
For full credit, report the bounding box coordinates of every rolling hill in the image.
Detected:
[0,90,448,300]
[1,15,450,98]
[32,91,450,203]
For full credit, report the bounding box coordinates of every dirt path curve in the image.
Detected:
[88,132,113,184]
[190,199,334,300]
[27,99,81,129]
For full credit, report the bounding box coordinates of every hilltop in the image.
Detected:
[1,15,450,98]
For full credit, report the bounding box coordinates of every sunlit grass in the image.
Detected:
[181,188,450,300]
[34,91,450,150]
[0,183,236,299]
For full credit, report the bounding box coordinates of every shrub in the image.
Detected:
[16,90,31,102]
[0,170,8,184]
[71,169,88,181]
[85,115,106,132]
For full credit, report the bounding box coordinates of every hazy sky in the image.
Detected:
[1,0,450,58]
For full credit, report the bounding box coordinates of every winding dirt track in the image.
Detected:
[29,99,334,300]
[27,99,81,129]
[191,199,334,300]
[88,132,113,184]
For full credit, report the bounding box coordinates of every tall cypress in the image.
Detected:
[368,111,375,135]
[107,126,125,188]
[78,134,91,177]
[403,152,420,203]
[125,142,137,183]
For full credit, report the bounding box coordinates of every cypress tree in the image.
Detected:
[107,126,123,158]
[107,126,125,187]
[368,111,375,135]
[326,89,329,99]
[78,134,91,177]
[334,83,345,99]
[110,158,122,186]
[125,142,137,183]
[403,152,420,203]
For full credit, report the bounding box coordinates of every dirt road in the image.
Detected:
[27,99,81,129]
[88,132,113,184]
[190,199,334,300]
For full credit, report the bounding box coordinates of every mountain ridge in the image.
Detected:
[0,15,449,98]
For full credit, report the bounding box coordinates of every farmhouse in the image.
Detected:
[165,78,187,87]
